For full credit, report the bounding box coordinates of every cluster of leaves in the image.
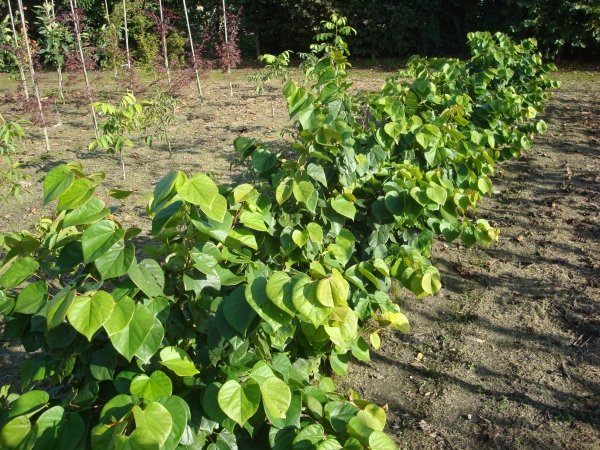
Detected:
[146,5,183,69]
[130,8,160,69]
[0,19,557,450]
[512,0,600,58]
[34,3,74,70]
[90,92,177,179]
[213,6,243,74]
[59,5,98,74]
[248,50,293,117]
[0,14,18,73]
[0,114,28,204]
[249,50,293,95]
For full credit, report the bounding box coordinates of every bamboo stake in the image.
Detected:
[69,0,99,139]
[54,98,62,126]
[44,0,65,103]
[102,0,120,92]
[57,64,64,103]
[7,0,29,100]
[221,0,232,96]
[158,0,171,87]
[16,0,50,152]
[182,0,203,105]
[122,0,133,91]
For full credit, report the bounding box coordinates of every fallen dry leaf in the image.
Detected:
[455,262,480,276]
[465,336,486,344]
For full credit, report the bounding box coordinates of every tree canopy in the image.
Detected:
[7,0,600,59]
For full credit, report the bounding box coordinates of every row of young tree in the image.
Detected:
[6,0,599,62]
[0,15,560,448]
[0,0,247,180]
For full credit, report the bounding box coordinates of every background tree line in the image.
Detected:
[5,0,600,63]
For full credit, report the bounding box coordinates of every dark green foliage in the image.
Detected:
[511,0,600,58]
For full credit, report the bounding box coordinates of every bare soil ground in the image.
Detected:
[1,65,599,449]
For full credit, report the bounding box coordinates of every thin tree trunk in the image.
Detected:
[104,0,119,92]
[57,64,64,103]
[54,98,62,126]
[182,0,203,105]
[120,149,126,180]
[69,0,99,139]
[255,29,260,59]
[159,118,172,158]
[158,0,171,88]
[46,1,65,103]
[16,0,50,152]
[122,0,133,91]
[222,0,232,96]
[7,0,29,100]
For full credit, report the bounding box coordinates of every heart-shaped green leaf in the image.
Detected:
[14,281,47,314]
[95,241,135,280]
[57,177,94,211]
[217,379,261,426]
[177,174,227,222]
[104,296,135,336]
[291,274,332,328]
[266,272,295,316]
[130,371,172,401]
[44,165,75,205]
[82,220,125,264]
[0,257,39,289]
[67,290,115,341]
[46,285,76,330]
[110,303,155,361]
[159,346,199,377]
[330,195,356,220]
[259,377,291,420]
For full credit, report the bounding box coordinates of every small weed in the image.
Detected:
[497,397,509,413]
[553,411,575,424]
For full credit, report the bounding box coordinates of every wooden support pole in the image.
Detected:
[44,0,65,103]
[122,0,133,91]
[222,0,232,96]
[182,0,203,105]
[158,0,171,88]
[69,0,99,138]
[16,0,50,152]
[7,0,29,100]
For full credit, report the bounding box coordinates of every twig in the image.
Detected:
[580,334,594,347]
[561,360,571,380]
